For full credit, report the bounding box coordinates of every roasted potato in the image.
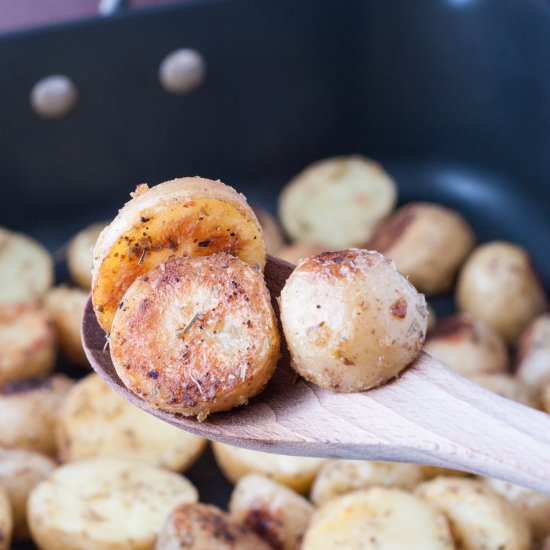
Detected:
[276,241,328,264]
[229,474,314,550]
[310,460,424,506]
[57,373,206,470]
[416,477,531,550]
[280,249,428,392]
[0,485,12,550]
[45,286,88,367]
[457,242,547,342]
[110,254,280,419]
[516,315,550,396]
[92,177,266,332]
[0,449,56,539]
[424,314,508,377]
[253,206,285,255]
[28,457,198,550]
[0,227,53,304]
[470,374,537,408]
[368,202,475,294]
[67,222,106,289]
[418,465,471,480]
[279,156,397,248]
[212,442,325,494]
[302,487,454,550]
[0,303,56,386]
[156,502,270,550]
[0,374,73,456]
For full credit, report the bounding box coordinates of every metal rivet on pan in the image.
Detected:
[159,49,206,95]
[30,75,78,119]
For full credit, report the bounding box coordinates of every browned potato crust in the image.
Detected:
[67,222,106,289]
[92,177,266,332]
[110,254,280,418]
[516,314,550,395]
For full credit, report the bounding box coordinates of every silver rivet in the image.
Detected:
[30,75,78,119]
[159,49,206,95]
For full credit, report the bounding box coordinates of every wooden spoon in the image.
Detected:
[83,255,550,494]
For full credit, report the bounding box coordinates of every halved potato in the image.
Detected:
[67,222,106,289]
[0,449,56,540]
[0,485,12,550]
[92,177,265,332]
[45,286,88,367]
[28,458,198,550]
[213,442,325,494]
[303,487,454,550]
[57,373,206,470]
[470,374,537,408]
[0,303,55,386]
[0,227,53,304]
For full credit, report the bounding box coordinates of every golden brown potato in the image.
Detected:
[0,485,12,550]
[0,449,56,539]
[302,487,454,550]
[229,474,314,550]
[280,249,428,392]
[0,227,53,304]
[92,177,266,332]
[156,502,270,550]
[212,442,325,494]
[416,477,531,550]
[279,156,397,248]
[457,242,547,343]
[470,374,537,408]
[110,254,280,419]
[0,304,55,386]
[516,315,550,396]
[253,206,285,255]
[28,458,198,550]
[45,286,88,367]
[424,314,508,377]
[310,460,424,506]
[0,374,73,456]
[276,242,327,264]
[57,373,206,470]
[67,222,105,289]
[368,203,475,294]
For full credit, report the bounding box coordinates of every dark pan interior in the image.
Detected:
[1,0,550,545]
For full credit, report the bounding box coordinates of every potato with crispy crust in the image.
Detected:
[0,485,12,550]
[368,203,475,294]
[156,503,270,550]
[0,227,53,304]
[110,254,280,419]
[280,249,428,392]
[253,206,285,255]
[0,304,55,386]
[516,315,550,396]
[57,373,206,470]
[470,374,537,408]
[67,222,106,289]
[229,474,314,550]
[213,442,325,494]
[92,177,266,332]
[424,314,508,377]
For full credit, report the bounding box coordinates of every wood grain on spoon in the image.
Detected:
[83,255,550,494]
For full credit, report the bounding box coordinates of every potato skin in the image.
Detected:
[56,373,206,470]
[110,254,280,418]
[229,474,314,550]
[92,177,266,332]
[280,249,428,392]
[67,222,105,289]
[368,202,475,294]
[516,315,550,396]
[457,242,547,343]
[156,503,271,550]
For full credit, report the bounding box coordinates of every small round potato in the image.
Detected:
[67,222,105,289]
[0,485,12,550]
[45,286,88,367]
[280,249,428,392]
[279,156,397,248]
[0,227,53,304]
[28,458,198,550]
[229,474,313,550]
[0,374,74,456]
[0,304,56,386]
[457,242,547,343]
[416,477,531,550]
[424,314,508,377]
[212,442,325,494]
[253,206,285,255]
[368,203,475,294]
[516,315,550,396]
[470,374,537,408]
[57,373,206,471]
[156,502,270,550]
[0,449,56,540]
[302,487,454,550]
[310,460,424,506]
[276,242,327,264]
[110,254,280,419]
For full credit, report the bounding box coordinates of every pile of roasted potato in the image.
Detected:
[0,155,549,549]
